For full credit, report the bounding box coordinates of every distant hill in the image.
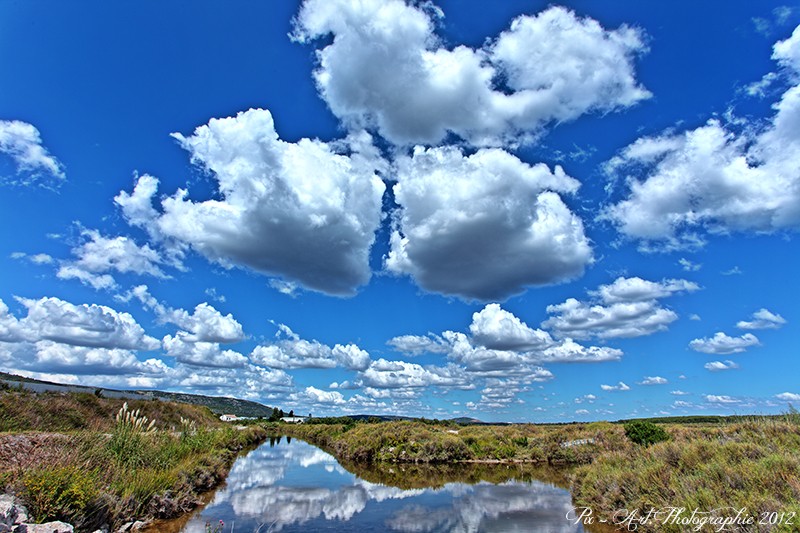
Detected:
[347,414,414,422]
[0,371,273,418]
[449,417,485,425]
[144,390,273,418]
[305,414,487,425]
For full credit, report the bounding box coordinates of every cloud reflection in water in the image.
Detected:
[181,438,584,532]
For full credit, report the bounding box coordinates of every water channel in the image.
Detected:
[156,436,606,533]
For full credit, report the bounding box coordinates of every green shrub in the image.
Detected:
[528,447,545,462]
[493,444,516,460]
[624,420,670,446]
[22,466,98,523]
[511,436,528,447]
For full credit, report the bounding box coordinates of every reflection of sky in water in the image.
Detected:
[182,437,585,533]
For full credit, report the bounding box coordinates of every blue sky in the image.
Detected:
[1,0,798,422]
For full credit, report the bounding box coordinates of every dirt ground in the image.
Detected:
[0,432,73,474]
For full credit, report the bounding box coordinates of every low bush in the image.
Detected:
[624,420,670,446]
[22,466,99,523]
[511,436,528,447]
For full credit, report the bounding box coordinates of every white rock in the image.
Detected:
[0,495,28,526]
[15,522,74,533]
[114,522,147,533]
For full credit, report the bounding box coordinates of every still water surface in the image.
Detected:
[172,436,594,532]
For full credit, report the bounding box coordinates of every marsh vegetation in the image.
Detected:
[279,416,800,532]
[4,387,800,532]
[0,390,266,530]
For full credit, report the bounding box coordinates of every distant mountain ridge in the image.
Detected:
[0,372,490,423]
[0,371,273,418]
[307,414,487,425]
[448,417,485,425]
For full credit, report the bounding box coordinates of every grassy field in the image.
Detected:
[279,416,800,532]
[571,418,800,532]
[277,419,626,463]
[0,386,223,432]
[0,389,267,531]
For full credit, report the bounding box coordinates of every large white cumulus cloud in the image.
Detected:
[160,302,245,344]
[359,358,468,389]
[2,342,168,377]
[469,304,552,351]
[105,1,658,301]
[543,277,698,340]
[115,108,386,296]
[119,285,244,344]
[386,146,592,300]
[14,296,160,351]
[0,296,165,377]
[250,323,370,371]
[118,284,248,368]
[0,294,298,396]
[389,303,622,380]
[251,340,370,372]
[603,26,800,249]
[293,0,649,147]
[162,333,248,368]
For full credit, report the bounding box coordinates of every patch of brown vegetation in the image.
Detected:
[0,390,221,433]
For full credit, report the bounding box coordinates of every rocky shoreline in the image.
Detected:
[1,494,158,533]
[1,495,75,533]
